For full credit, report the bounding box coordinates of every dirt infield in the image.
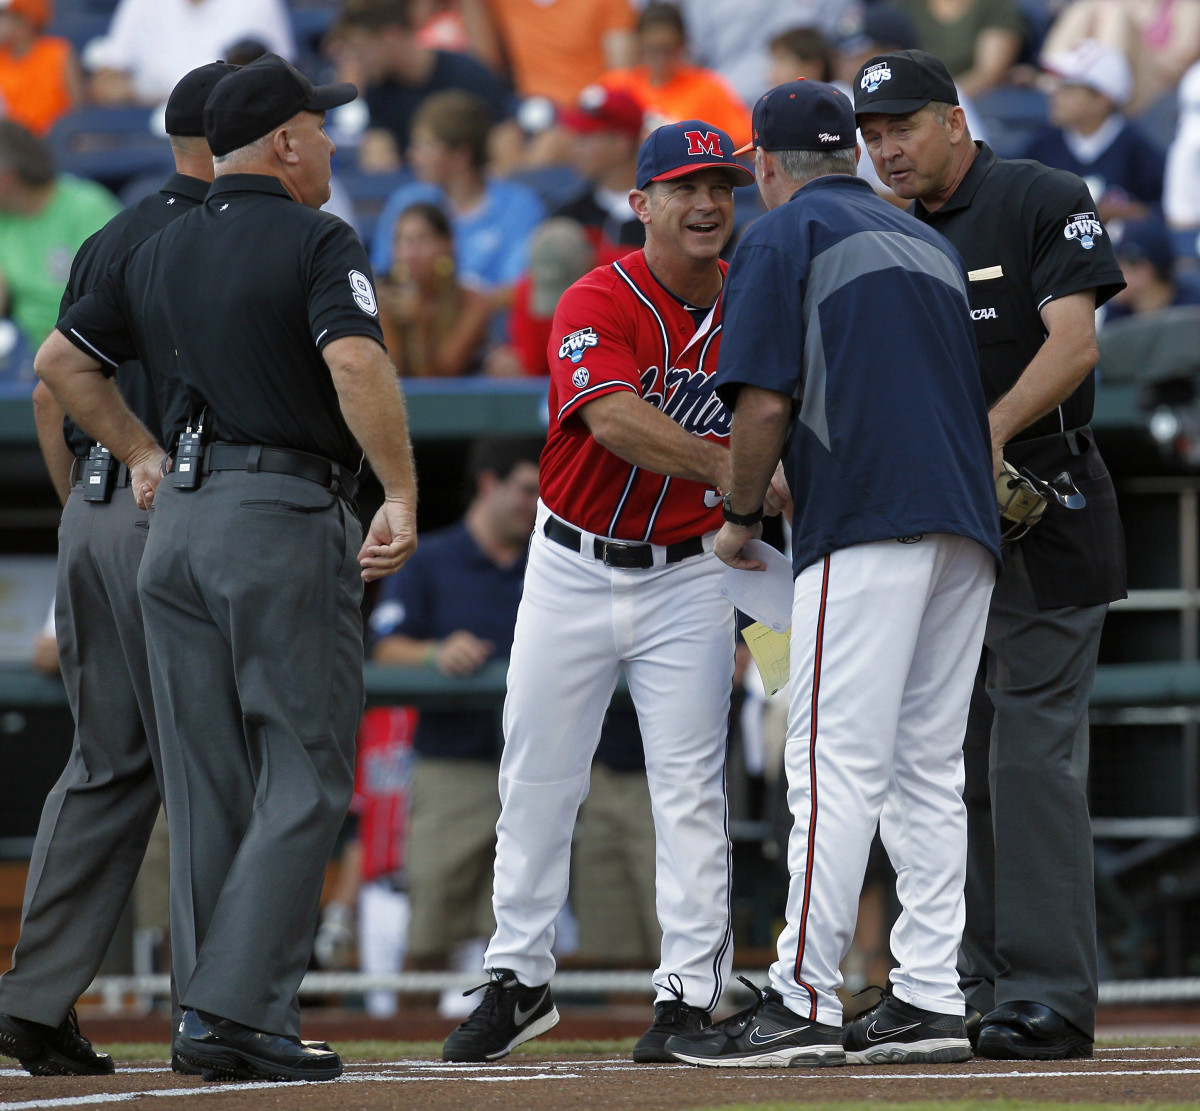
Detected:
[3,1044,1200,1110]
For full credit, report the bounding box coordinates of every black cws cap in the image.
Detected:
[636,119,755,190]
[853,49,958,116]
[733,79,856,155]
[204,52,357,156]
[164,61,241,137]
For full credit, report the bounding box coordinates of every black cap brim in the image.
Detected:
[854,95,932,117]
[307,81,358,113]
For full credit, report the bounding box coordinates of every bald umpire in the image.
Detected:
[35,53,418,1083]
[0,60,235,1079]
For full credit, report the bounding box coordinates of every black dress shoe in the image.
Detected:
[0,1009,114,1076]
[975,1001,1093,1060]
[172,1036,332,1074]
[174,1009,342,1081]
[964,1006,982,1050]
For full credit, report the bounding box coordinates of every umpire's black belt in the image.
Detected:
[203,442,358,502]
[544,514,704,569]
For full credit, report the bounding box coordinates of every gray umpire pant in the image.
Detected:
[0,485,161,1027]
[137,470,364,1037]
[959,543,1107,1037]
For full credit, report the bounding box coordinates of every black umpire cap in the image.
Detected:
[204,53,357,156]
[853,49,959,116]
[164,61,241,137]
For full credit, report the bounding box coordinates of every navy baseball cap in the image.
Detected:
[853,49,959,116]
[733,80,856,155]
[204,53,357,156]
[164,61,240,137]
[636,120,754,190]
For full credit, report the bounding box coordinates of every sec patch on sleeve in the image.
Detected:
[558,326,599,363]
[349,269,379,314]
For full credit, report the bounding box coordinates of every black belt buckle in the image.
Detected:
[595,539,652,569]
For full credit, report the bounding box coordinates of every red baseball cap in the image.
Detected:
[559,85,645,137]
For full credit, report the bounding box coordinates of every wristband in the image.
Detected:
[424,642,439,668]
[722,493,763,527]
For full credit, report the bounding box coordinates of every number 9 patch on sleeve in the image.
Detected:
[349,270,379,315]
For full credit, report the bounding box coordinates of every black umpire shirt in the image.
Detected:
[58,174,385,472]
[59,172,210,458]
[912,141,1127,608]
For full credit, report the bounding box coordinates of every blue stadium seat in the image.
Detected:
[503,163,587,212]
[48,106,173,194]
[973,84,1049,158]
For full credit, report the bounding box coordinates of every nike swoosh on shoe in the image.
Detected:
[747,1025,810,1045]
[866,1020,922,1041]
[513,990,548,1025]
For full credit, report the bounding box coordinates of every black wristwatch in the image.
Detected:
[722,493,763,527]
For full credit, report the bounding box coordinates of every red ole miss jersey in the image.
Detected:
[352,706,418,884]
[540,250,730,546]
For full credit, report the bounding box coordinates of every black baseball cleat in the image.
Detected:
[632,976,711,1063]
[173,1009,343,1081]
[841,984,971,1065]
[442,968,559,1062]
[0,1008,114,1076]
[975,1001,1093,1060]
[664,977,844,1068]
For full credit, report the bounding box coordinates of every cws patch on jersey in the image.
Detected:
[1063,212,1103,250]
[860,62,891,93]
[559,326,599,364]
[349,270,378,315]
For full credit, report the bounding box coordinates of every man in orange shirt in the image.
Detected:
[0,0,83,135]
[601,2,750,144]
[461,0,636,108]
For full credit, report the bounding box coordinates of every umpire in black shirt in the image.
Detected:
[856,51,1126,1062]
[0,61,235,1078]
[35,53,419,1082]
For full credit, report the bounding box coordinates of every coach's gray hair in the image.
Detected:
[773,147,857,185]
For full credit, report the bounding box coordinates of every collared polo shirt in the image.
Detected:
[59,172,210,458]
[912,143,1126,442]
[368,521,524,761]
[58,174,386,470]
[716,173,1000,577]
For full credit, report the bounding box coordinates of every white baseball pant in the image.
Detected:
[358,880,411,1018]
[768,533,995,1025]
[485,502,736,1010]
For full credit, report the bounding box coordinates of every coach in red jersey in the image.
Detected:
[443,120,752,1065]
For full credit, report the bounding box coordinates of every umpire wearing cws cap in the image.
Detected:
[0,61,235,1078]
[855,50,1127,1060]
[36,52,418,1082]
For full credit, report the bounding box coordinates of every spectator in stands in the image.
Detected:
[458,0,637,109]
[1025,40,1164,223]
[328,0,517,173]
[768,25,835,87]
[378,201,492,375]
[1164,60,1200,234]
[369,90,545,314]
[0,120,117,346]
[674,0,859,106]
[552,85,645,260]
[599,2,750,142]
[315,706,419,1018]
[485,216,594,377]
[368,436,543,1014]
[1041,0,1200,115]
[0,0,82,137]
[87,0,294,106]
[894,0,1024,99]
[1106,216,1200,321]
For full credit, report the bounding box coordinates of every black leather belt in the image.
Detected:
[203,442,358,501]
[544,515,704,569]
[71,458,130,487]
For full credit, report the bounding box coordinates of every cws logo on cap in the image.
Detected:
[860,62,892,93]
[636,119,755,190]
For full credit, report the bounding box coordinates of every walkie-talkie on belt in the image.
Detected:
[82,443,116,503]
[172,416,205,490]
